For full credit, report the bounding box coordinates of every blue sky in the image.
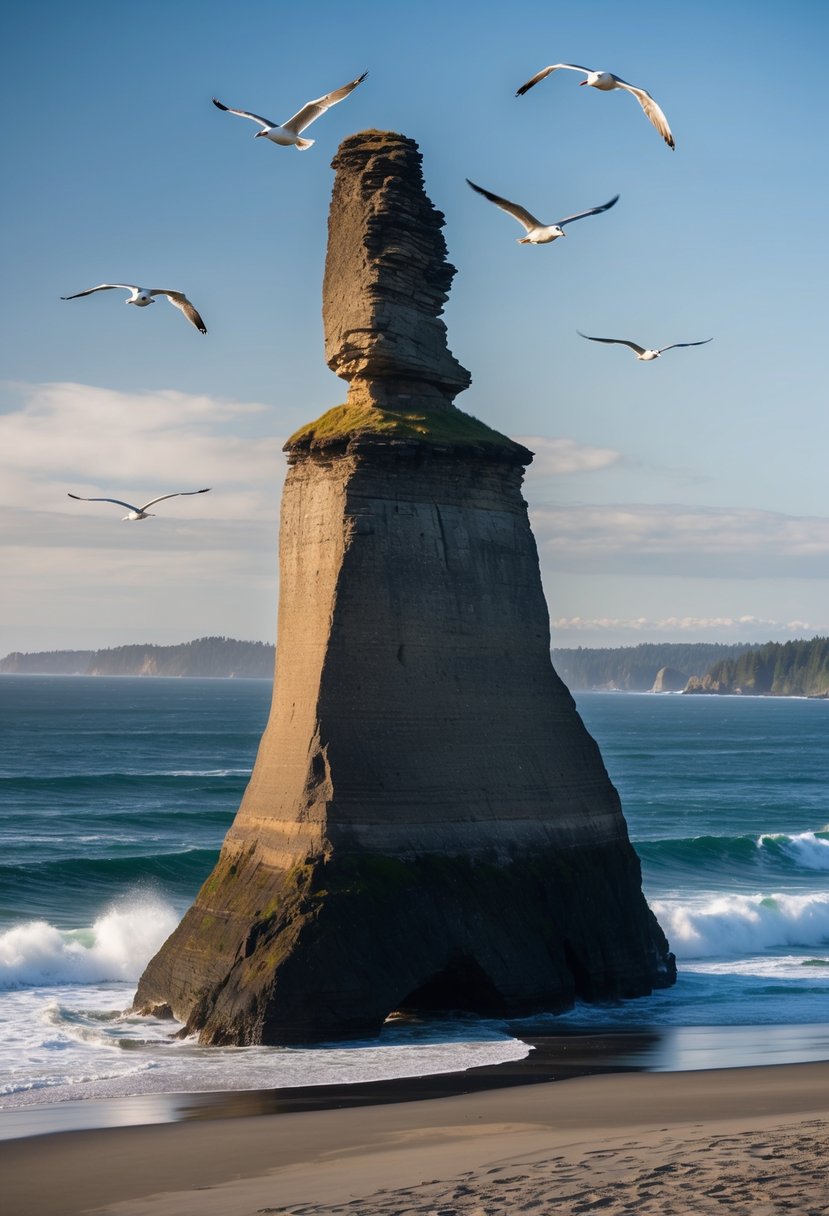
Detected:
[2,0,828,652]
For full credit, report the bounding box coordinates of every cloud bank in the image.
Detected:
[552,615,817,638]
[515,436,621,476]
[0,380,286,522]
[532,503,829,579]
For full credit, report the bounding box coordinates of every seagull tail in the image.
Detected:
[295,136,315,151]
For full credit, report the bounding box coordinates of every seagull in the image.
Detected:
[516,64,675,150]
[578,332,712,361]
[466,179,618,244]
[67,488,211,521]
[212,71,367,150]
[61,285,207,333]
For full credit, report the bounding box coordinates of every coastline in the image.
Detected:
[0,1029,641,1141]
[4,1059,829,1216]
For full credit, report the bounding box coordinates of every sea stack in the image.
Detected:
[134,131,675,1044]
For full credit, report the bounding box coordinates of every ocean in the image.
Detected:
[1,676,828,1131]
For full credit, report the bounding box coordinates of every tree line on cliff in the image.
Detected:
[685,637,829,697]
[551,643,756,691]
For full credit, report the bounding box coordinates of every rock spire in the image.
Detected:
[134,131,675,1044]
[323,131,471,409]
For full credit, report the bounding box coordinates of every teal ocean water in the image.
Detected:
[1,676,827,1118]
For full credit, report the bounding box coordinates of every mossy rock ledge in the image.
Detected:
[286,401,532,463]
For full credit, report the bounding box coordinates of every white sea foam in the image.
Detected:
[165,769,249,777]
[758,830,829,870]
[683,954,829,979]
[0,898,179,989]
[0,984,530,1112]
[652,891,829,958]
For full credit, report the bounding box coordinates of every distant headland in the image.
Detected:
[556,638,829,698]
[0,636,274,679]
[4,636,828,696]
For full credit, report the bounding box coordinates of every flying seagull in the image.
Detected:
[466,179,619,245]
[212,71,367,150]
[578,332,712,361]
[61,285,207,334]
[68,488,211,521]
[516,64,675,150]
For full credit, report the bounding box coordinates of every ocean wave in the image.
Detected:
[653,891,829,959]
[637,829,829,875]
[758,831,829,870]
[0,1061,156,1098]
[0,897,179,989]
[0,770,249,790]
[0,848,219,892]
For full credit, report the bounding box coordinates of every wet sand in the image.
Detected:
[3,1060,829,1216]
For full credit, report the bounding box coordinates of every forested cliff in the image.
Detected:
[686,637,829,697]
[551,643,754,691]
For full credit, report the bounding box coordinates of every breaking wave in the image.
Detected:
[0,897,179,989]
[653,891,829,959]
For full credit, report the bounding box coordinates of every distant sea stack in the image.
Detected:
[651,666,689,694]
[134,131,675,1044]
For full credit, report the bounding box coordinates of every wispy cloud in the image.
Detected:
[0,381,285,651]
[0,381,286,520]
[516,436,621,476]
[532,503,829,579]
[552,615,818,638]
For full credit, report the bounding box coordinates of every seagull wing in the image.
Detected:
[656,339,713,354]
[613,80,675,148]
[577,332,648,356]
[139,488,212,512]
[558,194,619,227]
[515,63,591,96]
[61,284,138,299]
[466,179,542,233]
[67,493,141,512]
[212,99,276,130]
[282,71,368,134]
[151,291,207,334]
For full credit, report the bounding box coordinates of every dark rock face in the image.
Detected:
[133,132,674,1044]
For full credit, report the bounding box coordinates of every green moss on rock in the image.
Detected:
[286,402,531,461]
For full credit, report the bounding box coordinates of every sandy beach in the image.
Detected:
[3,1061,828,1216]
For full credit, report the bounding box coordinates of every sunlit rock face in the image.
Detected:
[133,132,675,1045]
[322,131,471,409]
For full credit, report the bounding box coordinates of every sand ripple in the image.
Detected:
[261,1120,829,1216]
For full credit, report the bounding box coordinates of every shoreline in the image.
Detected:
[0,1028,643,1141]
[4,1060,829,1215]
[4,1019,829,1143]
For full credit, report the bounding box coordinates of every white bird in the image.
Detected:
[516,63,675,150]
[466,179,619,245]
[68,488,211,521]
[578,332,712,361]
[61,285,207,334]
[212,71,367,150]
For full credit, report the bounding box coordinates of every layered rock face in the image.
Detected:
[134,132,674,1044]
[323,131,471,409]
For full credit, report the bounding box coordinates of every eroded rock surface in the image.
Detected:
[134,132,674,1044]
[323,131,471,409]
